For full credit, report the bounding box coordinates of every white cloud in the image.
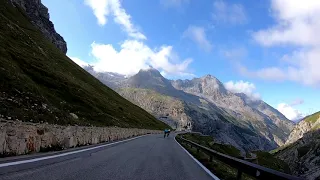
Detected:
[212,0,247,25]
[183,26,212,52]
[84,0,146,40]
[83,0,193,78]
[88,40,193,77]
[160,0,189,8]
[239,49,320,86]
[224,80,260,99]
[253,0,320,47]
[277,103,304,121]
[249,0,320,86]
[69,57,89,67]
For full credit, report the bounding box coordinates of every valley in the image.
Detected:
[0,0,319,179]
[85,67,294,152]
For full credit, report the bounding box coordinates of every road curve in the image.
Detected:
[0,133,217,180]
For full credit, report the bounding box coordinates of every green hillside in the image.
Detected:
[0,0,168,130]
[305,111,320,125]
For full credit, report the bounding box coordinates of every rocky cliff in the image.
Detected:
[10,0,67,53]
[274,111,320,180]
[275,129,320,180]
[171,74,293,146]
[285,111,320,145]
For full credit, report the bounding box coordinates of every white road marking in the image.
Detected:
[0,135,146,168]
[174,136,220,180]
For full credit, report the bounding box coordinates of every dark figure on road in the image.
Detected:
[164,129,171,138]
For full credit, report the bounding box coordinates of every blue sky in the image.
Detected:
[42,0,320,120]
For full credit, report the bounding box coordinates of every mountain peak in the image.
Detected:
[202,74,216,79]
[139,66,162,77]
[128,67,173,91]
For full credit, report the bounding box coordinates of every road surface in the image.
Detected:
[0,133,217,180]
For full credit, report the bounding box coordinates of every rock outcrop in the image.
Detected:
[285,111,320,145]
[0,120,160,156]
[11,0,67,53]
[274,111,320,180]
[275,130,320,180]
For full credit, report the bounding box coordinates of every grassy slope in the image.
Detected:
[181,133,241,158]
[180,133,291,174]
[254,151,291,173]
[271,111,320,154]
[0,0,169,130]
[305,111,320,124]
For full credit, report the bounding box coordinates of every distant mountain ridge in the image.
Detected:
[85,66,294,152]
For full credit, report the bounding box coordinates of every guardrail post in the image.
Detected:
[197,148,199,153]
[236,170,242,180]
[209,156,212,162]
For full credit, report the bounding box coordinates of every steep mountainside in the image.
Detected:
[237,94,293,137]
[285,111,320,144]
[89,67,294,152]
[0,0,168,130]
[118,88,185,128]
[273,112,320,180]
[84,65,126,90]
[171,76,293,145]
[275,130,320,180]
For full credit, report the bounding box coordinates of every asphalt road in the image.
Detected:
[0,133,217,180]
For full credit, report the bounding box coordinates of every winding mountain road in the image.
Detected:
[0,133,218,180]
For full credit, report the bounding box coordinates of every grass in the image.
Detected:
[254,151,291,173]
[297,144,312,158]
[269,143,294,154]
[180,133,241,158]
[176,137,253,180]
[119,88,175,102]
[0,1,169,130]
[179,133,292,178]
[304,111,320,124]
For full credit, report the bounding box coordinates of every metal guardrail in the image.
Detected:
[176,136,304,180]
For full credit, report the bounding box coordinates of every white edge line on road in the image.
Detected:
[174,136,220,180]
[0,135,147,168]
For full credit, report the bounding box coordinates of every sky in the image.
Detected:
[42,0,320,121]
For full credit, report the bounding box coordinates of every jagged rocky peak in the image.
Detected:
[11,0,67,54]
[128,67,173,90]
[200,74,227,92]
[138,66,163,78]
[171,74,227,97]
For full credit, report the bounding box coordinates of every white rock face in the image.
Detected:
[285,114,320,145]
[0,120,160,156]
